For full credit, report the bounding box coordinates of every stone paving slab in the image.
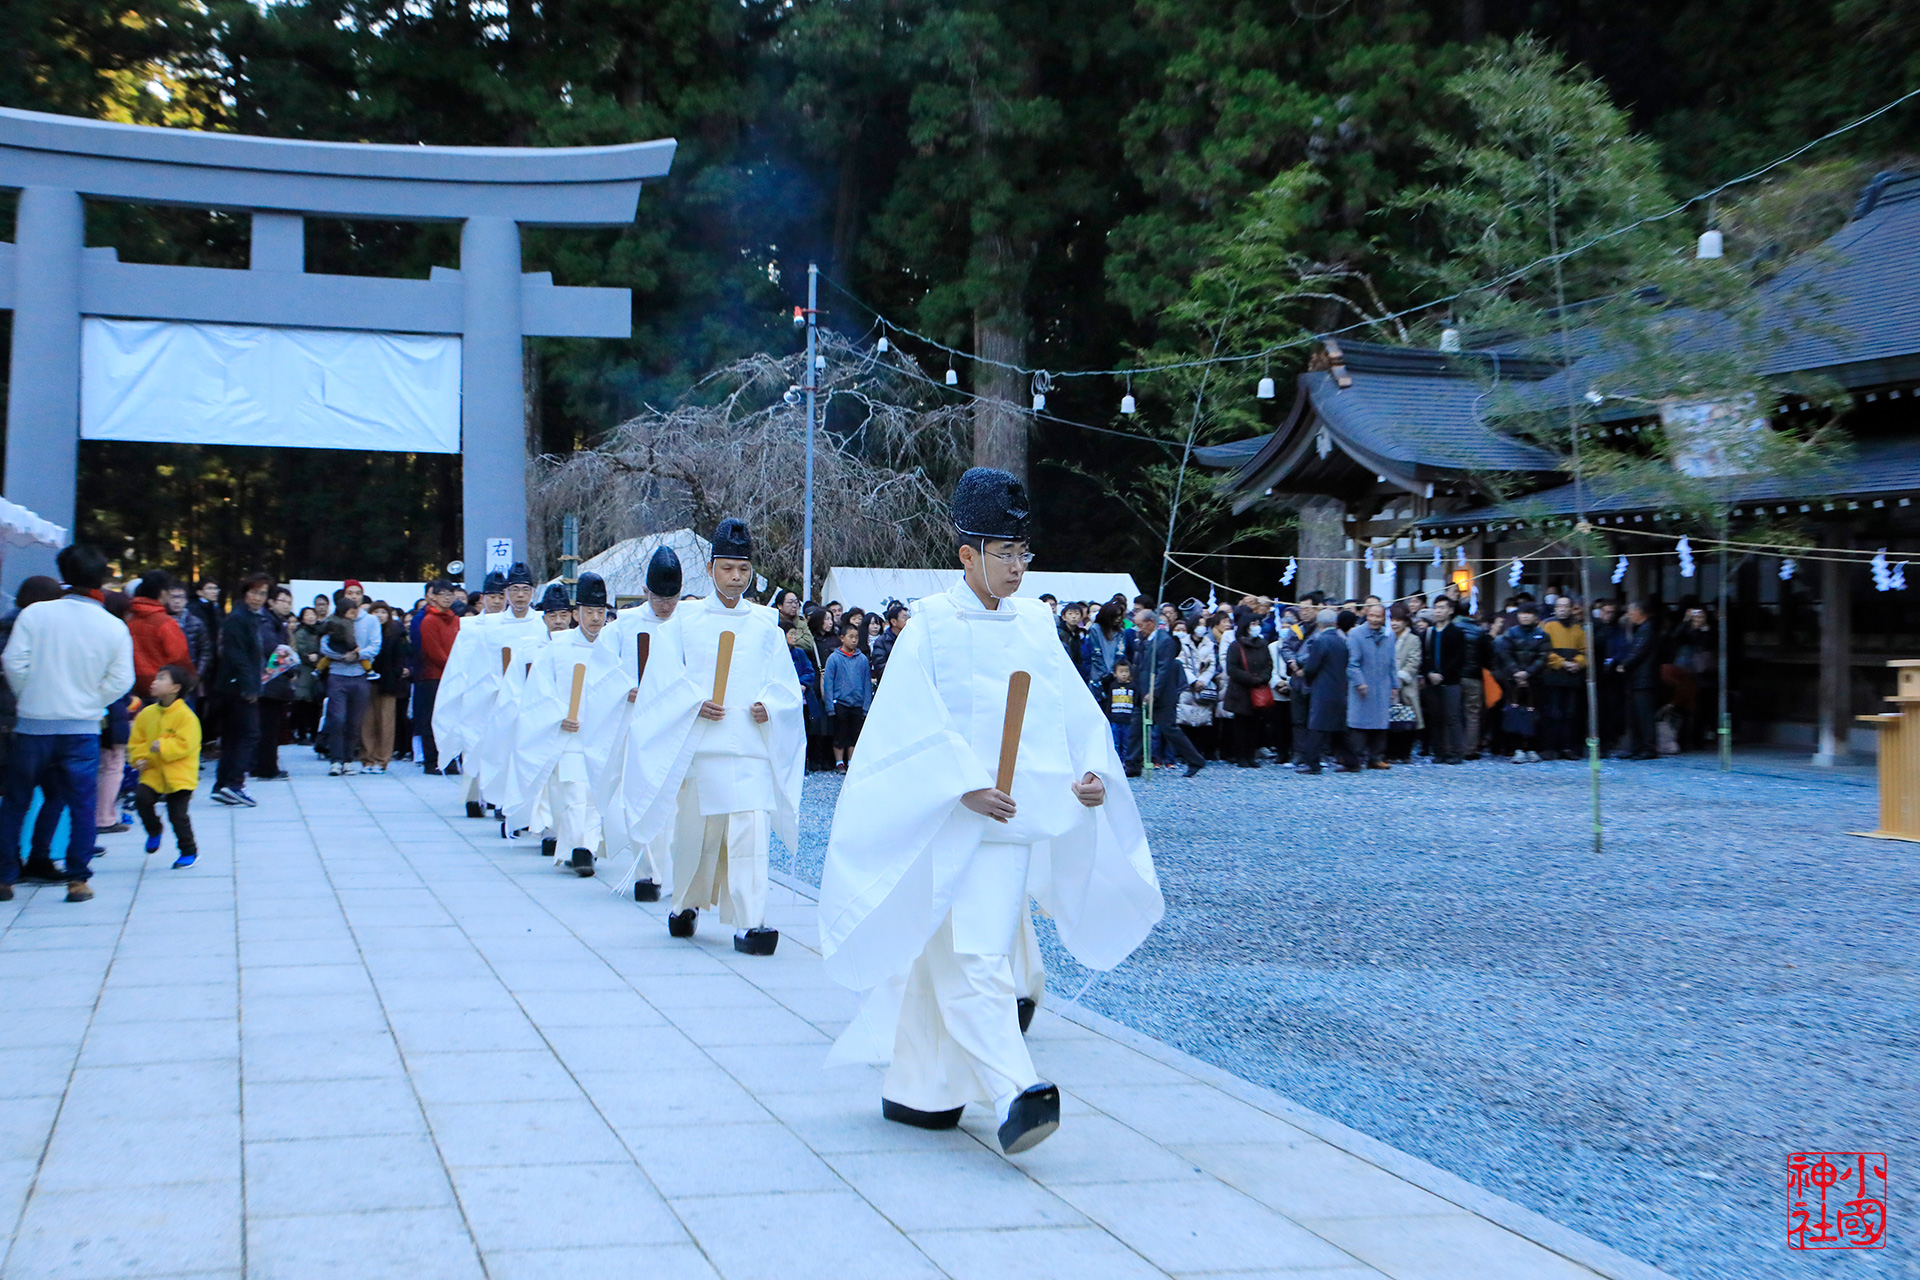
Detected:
[0,758,1675,1280]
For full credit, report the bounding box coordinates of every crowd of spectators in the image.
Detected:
[0,543,1729,901]
[774,579,1725,778]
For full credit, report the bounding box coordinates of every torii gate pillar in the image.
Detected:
[5,187,84,583]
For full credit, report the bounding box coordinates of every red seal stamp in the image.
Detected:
[1788,1152,1887,1249]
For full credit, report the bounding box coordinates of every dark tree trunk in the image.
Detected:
[971,233,1029,480]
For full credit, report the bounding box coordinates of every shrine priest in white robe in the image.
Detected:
[469,563,549,831]
[818,468,1164,1156]
[496,584,574,853]
[432,566,543,816]
[592,545,685,902]
[500,573,634,876]
[614,518,804,955]
[431,571,505,816]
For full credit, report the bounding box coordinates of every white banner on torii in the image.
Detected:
[80,318,461,454]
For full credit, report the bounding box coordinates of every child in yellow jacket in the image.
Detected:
[127,664,202,868]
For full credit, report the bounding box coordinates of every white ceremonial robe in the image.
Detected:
[818,580,1163,1117]
[613,594,804,928]
[429,613,489,765]
[470,609,549,807]
[500,628,634,861]
[589,602,680,895]
[487,628,555,832]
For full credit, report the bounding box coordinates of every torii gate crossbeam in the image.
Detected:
[0,106,676,588]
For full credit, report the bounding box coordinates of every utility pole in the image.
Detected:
[803,262,819,601]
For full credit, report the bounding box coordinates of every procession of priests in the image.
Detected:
[426,469,1162,1155]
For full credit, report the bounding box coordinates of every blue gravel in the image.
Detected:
[784,757,1917,1280]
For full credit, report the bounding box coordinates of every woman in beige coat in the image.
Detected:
[1389,605,1423,761]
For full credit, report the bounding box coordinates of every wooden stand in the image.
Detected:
[1853,658,1920,843]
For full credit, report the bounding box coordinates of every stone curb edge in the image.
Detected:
[771,866,1678,1280]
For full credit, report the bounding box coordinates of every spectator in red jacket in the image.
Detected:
[413,580,460,773]
[127,571,190,700]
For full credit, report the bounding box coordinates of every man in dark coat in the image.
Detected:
[1299,609,1354,773]
[1615,601,1663,759]
[211,572,270,806]
[1421,596,1468,764]
[1124,608,1205,777]
[1278,597,1320,764]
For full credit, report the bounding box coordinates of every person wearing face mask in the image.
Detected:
[614,519,805,956]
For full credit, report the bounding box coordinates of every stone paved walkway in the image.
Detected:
[0,759,1673,1280]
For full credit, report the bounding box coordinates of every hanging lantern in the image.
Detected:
[1779,558,1797,582]
[814,354,826,370]
[877,335,890,353]
[1032,392,1046,412]
[1677,536,1696,578]
[1281,557,1298,586]
[945,367,959,386]
[1120,393,1136,415]
[1438,326,1462,353]
[1696,229,1724,260]
[1611,555,1628,585]
[1257,375,1276,400]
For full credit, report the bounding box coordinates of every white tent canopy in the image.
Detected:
[818,567,1141,613]
[0,497,66,550]
[550,529,715,603]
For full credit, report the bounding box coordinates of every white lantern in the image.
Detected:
[1696,229,1724,260]
[1120,393,1136,415]
[1257,376,1276,400]
[945,368,959,386]
[814,354,826,370]
[1032,392,1047,412]
[877,335,890,353]
[1439,326,1462,353]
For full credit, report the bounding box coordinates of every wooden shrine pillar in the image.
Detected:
[1815,546,1853,766]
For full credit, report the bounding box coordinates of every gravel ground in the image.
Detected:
[783,755,1916,1280]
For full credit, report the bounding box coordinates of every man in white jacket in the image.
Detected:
[0,544,136,902]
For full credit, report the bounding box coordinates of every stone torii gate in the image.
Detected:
[0,106,675,588]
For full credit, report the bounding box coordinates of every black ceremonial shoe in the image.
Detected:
[997,1083,1061,1155]
[733,927,778,956]
[570,849,595,877]
[882,1099,964,1130]
[465,800,485,819]
[634,879,660,903]
[1017,997,1037,1035]
[668,909,697,938]
[541,837,557,858]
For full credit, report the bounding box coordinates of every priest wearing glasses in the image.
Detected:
[817,468,1164,1155]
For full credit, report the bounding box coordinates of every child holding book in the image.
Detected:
[127,663,202,868]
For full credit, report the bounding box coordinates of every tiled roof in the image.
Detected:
[1415,436,1920,528]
